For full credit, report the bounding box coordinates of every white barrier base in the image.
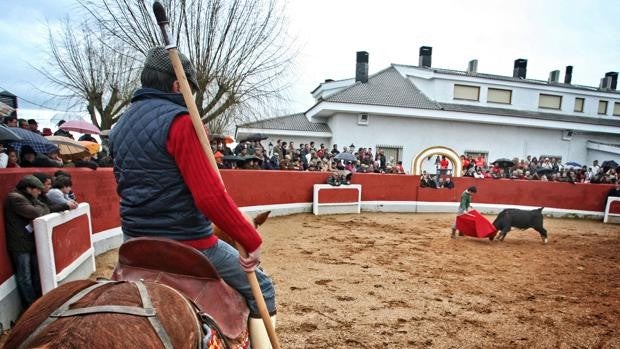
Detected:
[313,184,362,215]
[92,227,124,255]
[0,277,21,332]
[604,196,620,224]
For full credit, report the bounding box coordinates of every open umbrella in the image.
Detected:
[334,152,357,162]
[602,160,619,169]
[536,167,554,176]
[243,133,268,142]
[564,161,582,169]
[492,158,515,168]
[59,120,101,135]
[8,127,58,154]
[45,136,87,156]
[0,125,22,142]
[79,141,100,155]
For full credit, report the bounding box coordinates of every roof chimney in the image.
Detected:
[512,58,527,79]
[355,51,369,83]
[605,72,618,90]
[548,70,560,83]
[419,46,432,68]
[600,76,612,90]
[564,66,573,84]
[467,59,478,75]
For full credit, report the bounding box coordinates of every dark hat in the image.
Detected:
[144,47,199,90]
[20,175,45,190]
[28,119,38,125]
[57,119,66,127]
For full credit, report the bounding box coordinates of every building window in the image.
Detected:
[574,97,584,112]
[598,100,608,115]
[376,145,403,165]
[454,84,480,101]
[358,113,369,125]
[614,102,620,116]
[538,94,562,110]
[487,88,512,104]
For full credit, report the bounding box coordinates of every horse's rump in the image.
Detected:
[4,280,205,349]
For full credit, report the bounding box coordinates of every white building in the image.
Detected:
[236,47,620,175]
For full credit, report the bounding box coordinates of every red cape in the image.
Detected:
[456,209,497,238]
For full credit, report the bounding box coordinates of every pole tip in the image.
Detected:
[152,1,168,24]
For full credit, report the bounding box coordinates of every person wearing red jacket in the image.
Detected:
[109,47,275,346]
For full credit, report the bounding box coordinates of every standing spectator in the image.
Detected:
[27,119,41,134]
[592,160,600,175]
[53,120,74,139]
[32,172,78,212]
[4,175,49,308]
[376,150,386,171]
[0,143,8,168]
[475,153,486,169]
[451,186,477,239]
[18,119,29,129]
[78,134,98,143]
[4,115,18,127]
[330,144,339,155]
[439,155,450,176]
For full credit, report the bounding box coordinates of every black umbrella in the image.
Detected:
[492,158,515,168]
[601,160,619,169]
[334,152,357,162]
[0,125,22,142]
[536,167,554,175]
[243,133,268,142]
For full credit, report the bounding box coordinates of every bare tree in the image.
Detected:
[38,18,141,131]
[79,0,294,134]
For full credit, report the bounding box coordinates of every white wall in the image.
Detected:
[326,111,620,171]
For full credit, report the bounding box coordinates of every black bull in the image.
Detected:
[492,207,548,244]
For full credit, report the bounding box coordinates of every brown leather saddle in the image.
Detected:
[111,237,249,339]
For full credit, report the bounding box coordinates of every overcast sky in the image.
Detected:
[1,0,619,125]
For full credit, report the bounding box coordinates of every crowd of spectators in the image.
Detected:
[212,138,406,174]
[423,153,618,188]
[1,115,110,169]
[458,154,618,184]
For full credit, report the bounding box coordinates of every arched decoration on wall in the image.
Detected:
[412,146,462,177]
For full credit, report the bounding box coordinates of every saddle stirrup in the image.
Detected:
[248,315,277,349]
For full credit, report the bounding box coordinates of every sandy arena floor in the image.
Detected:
[3,212,619,348]
[88,212,620,349]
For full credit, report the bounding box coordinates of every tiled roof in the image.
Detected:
[237,113,330,132]
[325,67,441,110]
[440,103,620,127]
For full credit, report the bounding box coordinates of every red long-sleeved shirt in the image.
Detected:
[166,115,261,252]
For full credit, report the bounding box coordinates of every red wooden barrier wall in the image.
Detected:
[0,169,616,287]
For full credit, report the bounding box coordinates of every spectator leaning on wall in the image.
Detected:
[4,175,49,308]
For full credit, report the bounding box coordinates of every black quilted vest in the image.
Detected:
[109,88,213,240]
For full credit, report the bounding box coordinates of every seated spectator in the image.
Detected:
[41,128,53,137]
[473,167,485,179]
[443,176,455,189]
[6,148,19,168]
[28,119,41,134]
[19,145,61,168]
[74,154,98,170]
[394,161,405,174]
[420,173,433,188]
[46,175,78,206]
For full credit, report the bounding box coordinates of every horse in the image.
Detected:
[4,211,272,349]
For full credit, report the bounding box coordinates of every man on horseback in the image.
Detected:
[109,47,276,347]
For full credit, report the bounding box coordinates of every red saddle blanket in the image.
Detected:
[456,209,497,238]
[111,237,249,339]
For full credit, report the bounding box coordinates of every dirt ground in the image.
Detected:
[3,212,619,348]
